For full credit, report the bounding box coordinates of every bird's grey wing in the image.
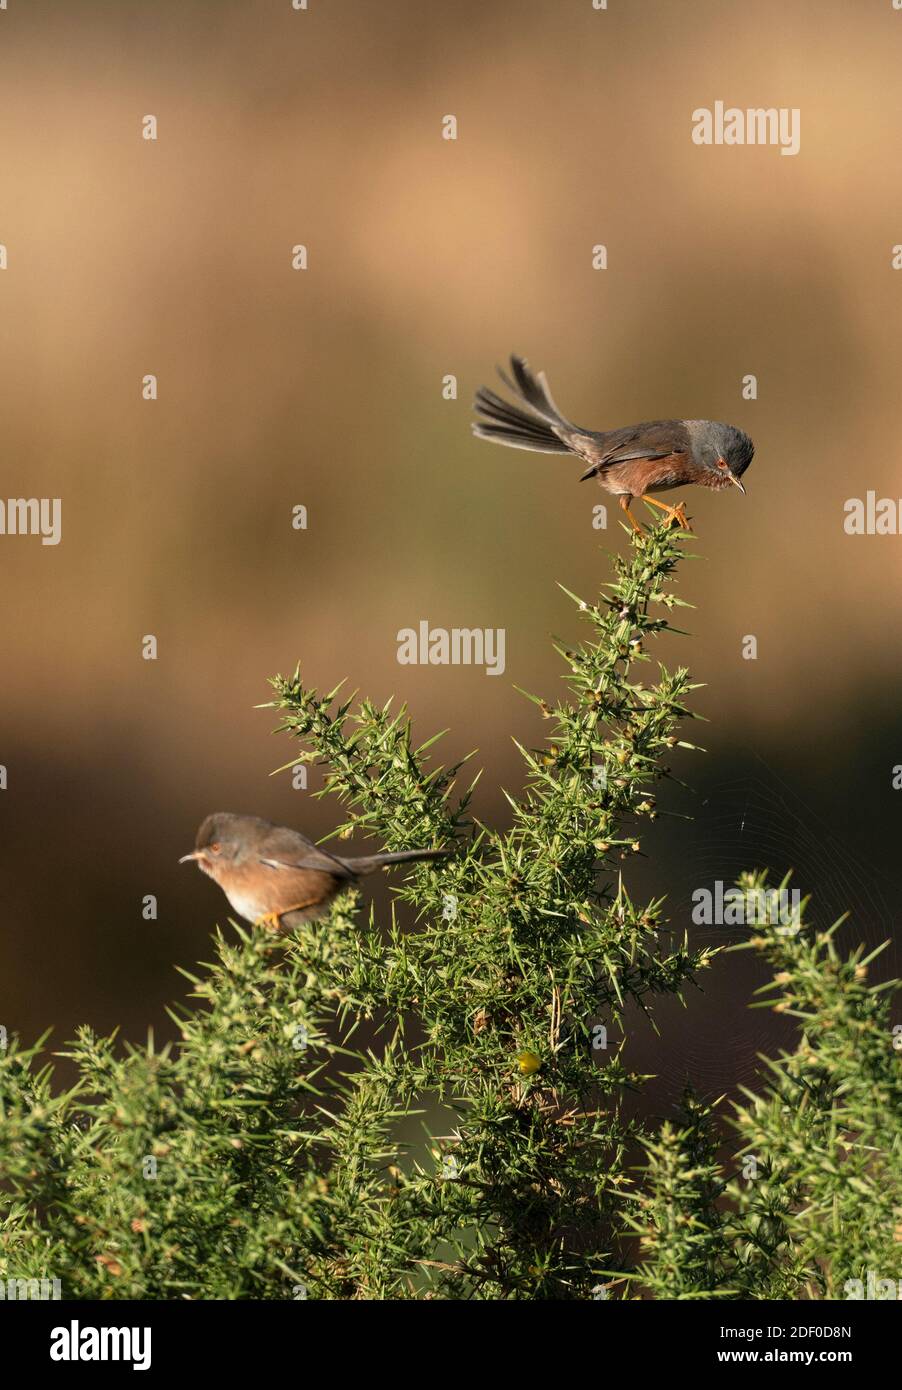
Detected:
[257,826,356,880]
[580,422,689,478]
[603,421,689,461]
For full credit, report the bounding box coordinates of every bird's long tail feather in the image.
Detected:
[345,848,451,876]
[472,355,574,454]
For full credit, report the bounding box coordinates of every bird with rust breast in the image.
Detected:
[472,355,754,532]
[180,812,450,932]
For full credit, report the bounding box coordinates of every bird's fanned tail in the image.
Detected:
[472,355,575,454]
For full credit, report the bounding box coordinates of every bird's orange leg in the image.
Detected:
[256,895,324,931]
[639,495,691,531]
[618,494,644,535]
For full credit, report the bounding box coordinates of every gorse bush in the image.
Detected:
[1,523,899,1300]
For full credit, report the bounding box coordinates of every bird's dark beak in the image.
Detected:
[579,463,598,481]
[729,473,746,495]
[179,851,202,864]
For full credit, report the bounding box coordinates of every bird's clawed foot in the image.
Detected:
[639,495,692,532]
[255,910,283,932]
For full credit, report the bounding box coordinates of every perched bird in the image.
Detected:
[180,812,449,931]
[472,355,754,532]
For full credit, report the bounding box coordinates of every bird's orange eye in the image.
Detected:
[210,842,221,854]
[716,457,728,469]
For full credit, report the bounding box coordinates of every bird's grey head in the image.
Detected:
[688,420,755,492]
[179,811,263,876]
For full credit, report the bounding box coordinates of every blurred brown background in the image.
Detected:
[0,0,899,1100]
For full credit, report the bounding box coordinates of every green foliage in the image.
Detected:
[629,875,902,1300]
[626,1089,733,1300]
[1,520,898,1299]
[725,878,902,1298]
[0,929,335,1298]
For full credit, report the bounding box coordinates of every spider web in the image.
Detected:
[622,751,900,1101]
